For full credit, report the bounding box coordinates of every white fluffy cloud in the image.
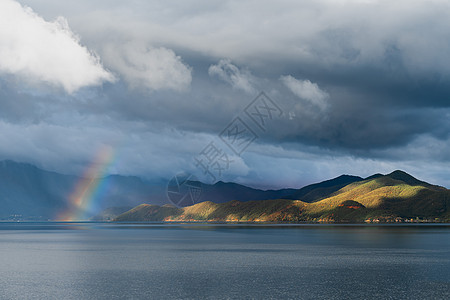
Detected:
[280,75,329,110]
[102,43,192,92]
[0,0,114,93]
[208,59,256,94]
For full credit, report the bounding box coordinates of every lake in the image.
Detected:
[0,223,449,299]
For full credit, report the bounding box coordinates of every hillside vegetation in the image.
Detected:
[114,171,450,223]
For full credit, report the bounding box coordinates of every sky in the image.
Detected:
[1,0,450,189]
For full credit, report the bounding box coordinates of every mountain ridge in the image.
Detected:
[0,159,448,222]
[115,170,450,223]
[285,174,364,202]
[0,160,164,219]
[0,160,370,219]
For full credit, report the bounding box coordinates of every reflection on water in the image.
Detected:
[0,223,449,299]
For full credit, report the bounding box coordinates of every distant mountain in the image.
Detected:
[0,160,322,219]
[115,171,450,223]
[0,160,74,219]
[2,160,449,222]
[285,174,364,202]
[0,160,299,220]
[303,170,449,222]
[384,170,433,187]
[185,174,365,204]
[199,181,296,203]
[0,160,167,219]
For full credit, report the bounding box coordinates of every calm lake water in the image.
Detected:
[0,223,449,299]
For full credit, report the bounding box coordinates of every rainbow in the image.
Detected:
[57,145,115,221]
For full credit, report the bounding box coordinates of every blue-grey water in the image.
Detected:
[0,223,449,299]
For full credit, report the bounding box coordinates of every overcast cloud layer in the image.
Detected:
[1,0,450,188]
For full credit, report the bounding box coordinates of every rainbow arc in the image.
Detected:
[57,146,115,221]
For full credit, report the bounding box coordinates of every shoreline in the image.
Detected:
[1,220,449,225]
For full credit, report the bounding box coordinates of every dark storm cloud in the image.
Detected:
[1,0,450,187]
